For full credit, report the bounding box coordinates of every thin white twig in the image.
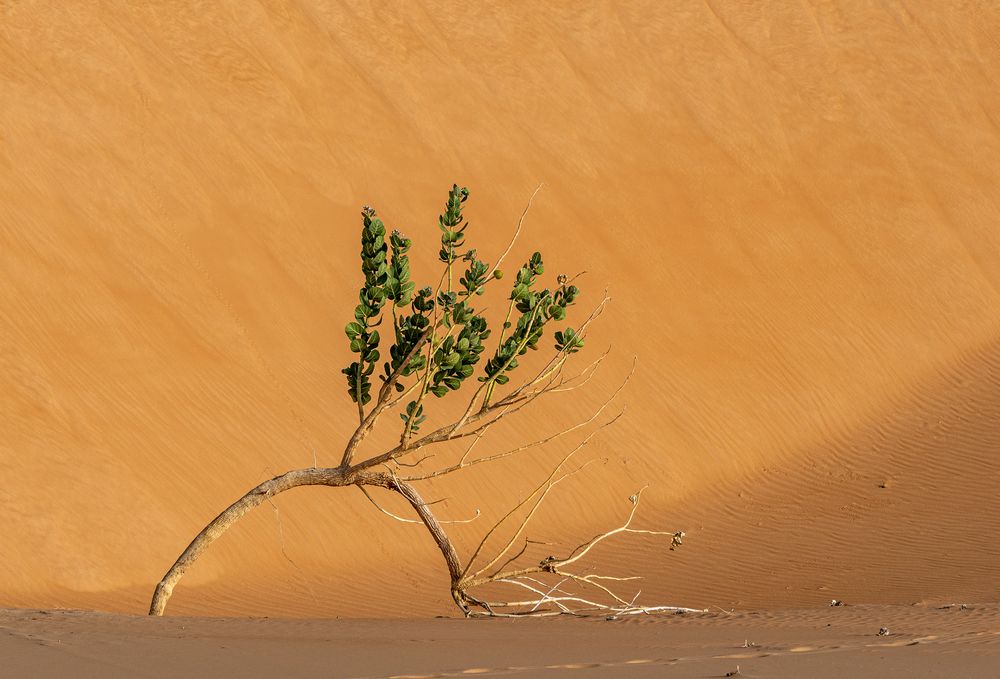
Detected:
[357,486,481,525]
[488,183,543,280]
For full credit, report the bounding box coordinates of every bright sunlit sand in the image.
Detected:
[2,2,998,677]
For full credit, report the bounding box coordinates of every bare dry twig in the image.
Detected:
[358,485,480,525]
[451,486,694,617]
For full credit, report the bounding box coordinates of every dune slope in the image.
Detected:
[1,2,999,616]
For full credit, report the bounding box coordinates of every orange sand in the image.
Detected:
[1,2,999,621]
[4,605,1000,679]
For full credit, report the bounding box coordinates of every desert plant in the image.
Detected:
[149,185,688,617]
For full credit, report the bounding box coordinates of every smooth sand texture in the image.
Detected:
[4,605,1000,678]
[2,0,999,639]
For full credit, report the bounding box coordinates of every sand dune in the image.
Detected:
[1,1,999,619]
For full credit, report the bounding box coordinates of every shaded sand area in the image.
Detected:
[2,0,1000,653]
[4,605,1000,678]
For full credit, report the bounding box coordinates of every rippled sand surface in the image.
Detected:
[1,2,998,625]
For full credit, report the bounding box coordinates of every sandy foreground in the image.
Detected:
[4,605,1000,679]
[2,0,1000,676]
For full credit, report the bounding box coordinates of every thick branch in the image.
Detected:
[149,467,466,616]
[149,467,349,616]
[387,477,464,586]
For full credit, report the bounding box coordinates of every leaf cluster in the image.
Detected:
[438,184,469,265]
[342,207,390,406]
[342,185,584,436]
[480,255,581,386]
